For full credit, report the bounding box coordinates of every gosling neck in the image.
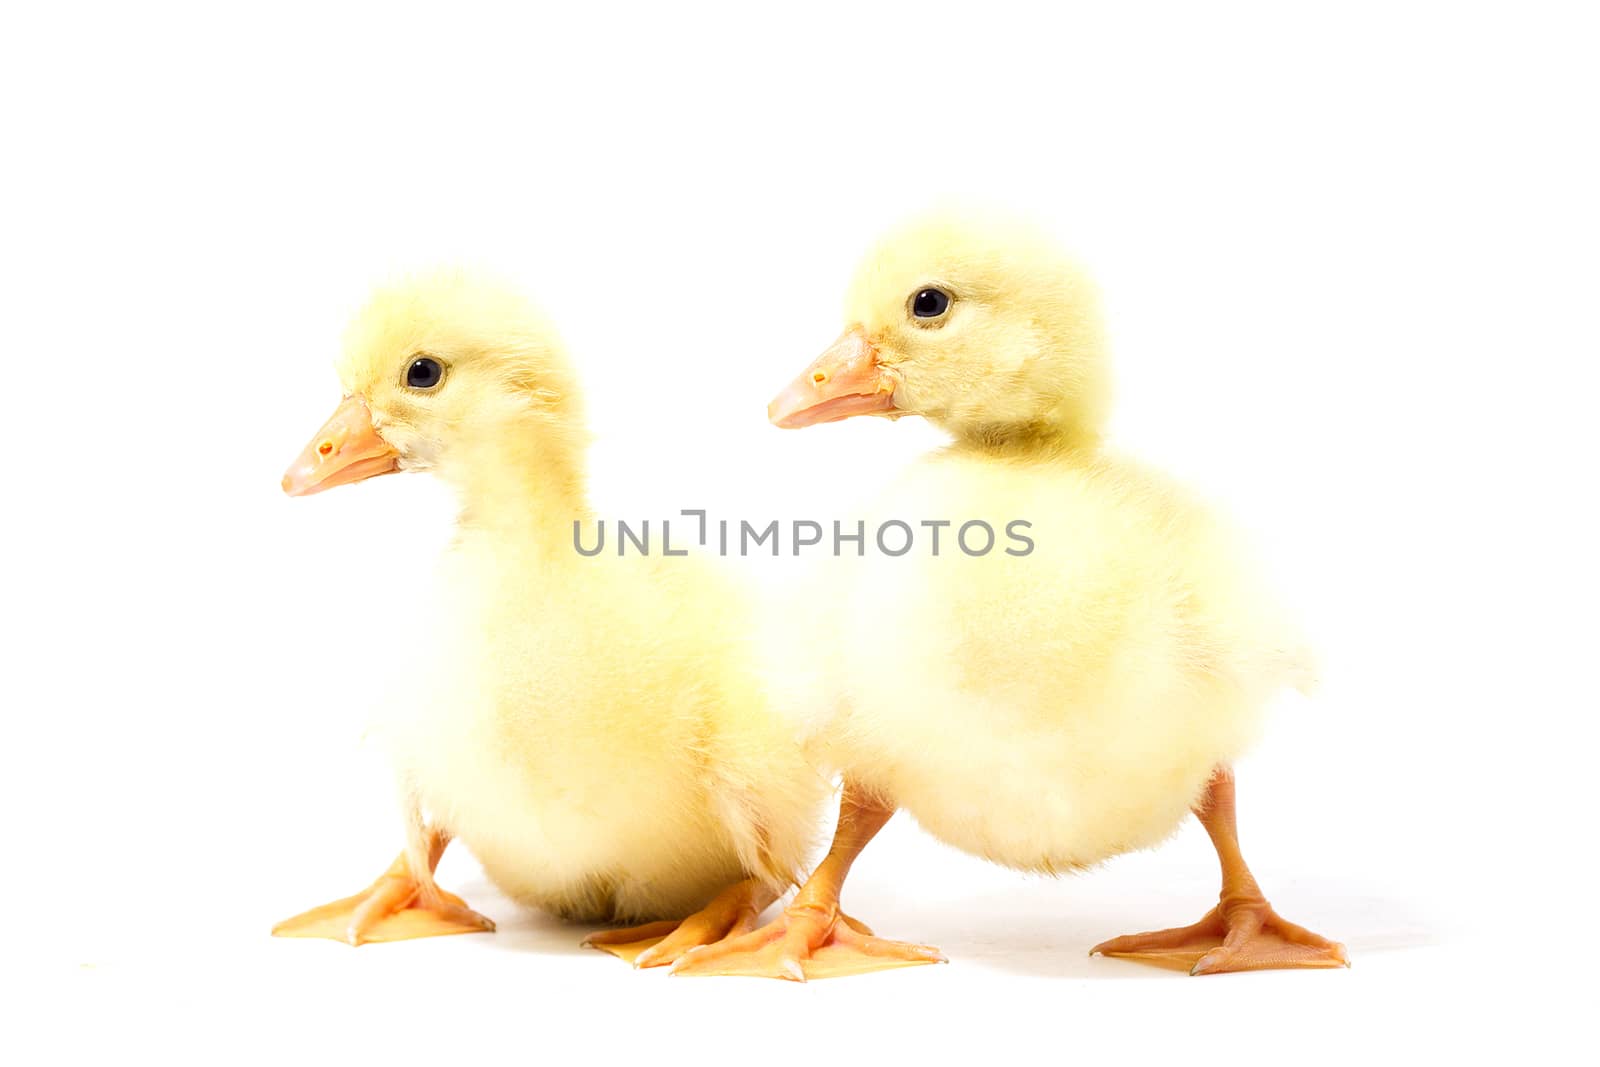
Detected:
[438,420,590,547]
[948,418,1104,459]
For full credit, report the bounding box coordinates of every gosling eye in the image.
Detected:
[911,287,952,320]
[404,356,445,390]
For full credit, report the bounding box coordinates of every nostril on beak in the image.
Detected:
[813,372,828,385]
[318,441,334,457]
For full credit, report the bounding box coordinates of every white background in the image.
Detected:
[4,2,1596,1062]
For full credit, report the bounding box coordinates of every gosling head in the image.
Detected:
[769,211,1109,445]
[282,272,582,497]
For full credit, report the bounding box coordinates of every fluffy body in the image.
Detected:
[815,444,1308,873]
[390,540,823,920]
[346,274,824,922]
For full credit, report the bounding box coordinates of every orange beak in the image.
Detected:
[767,327,899,429]
[281,395,401,497]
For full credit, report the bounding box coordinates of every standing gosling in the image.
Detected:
[273,273,825,968]
[673,213,1347,980]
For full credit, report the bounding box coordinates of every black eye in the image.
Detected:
[912,288,951,319]
[405,357,444,390]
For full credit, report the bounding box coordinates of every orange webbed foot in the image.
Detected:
[272,854,495,946]
[583,879,774,969]
[1092,900,1348,975]
[668,904,945,981]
